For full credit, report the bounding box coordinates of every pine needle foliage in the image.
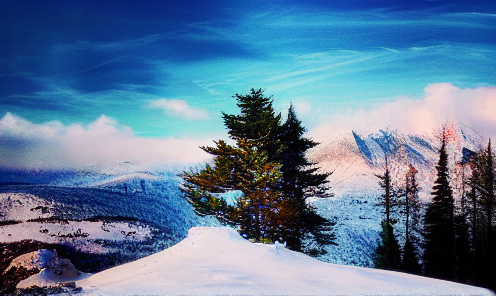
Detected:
[277,105,334,253]
[374,154,402,270]
[374,220,401,270]
[182,89,333,252]
[423,129,456,280]
[402,164,421,274]
[466,139,496,290]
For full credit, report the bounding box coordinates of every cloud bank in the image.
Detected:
[310,83,496,140]
[2,83,495,170]
[0,113,211,170]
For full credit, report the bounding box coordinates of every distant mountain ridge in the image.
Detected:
[0,124,486,283]
[307,123,485,266]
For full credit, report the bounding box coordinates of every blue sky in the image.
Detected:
[1,0,495,168]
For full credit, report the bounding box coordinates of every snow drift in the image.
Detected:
[78,227,494,296]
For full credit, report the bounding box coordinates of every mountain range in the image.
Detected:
[0,124,488,292]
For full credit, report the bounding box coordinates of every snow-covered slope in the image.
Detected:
[0,125,485,285]
[76,227,493,296]
[307,126,482,266]
[0,164,218,278]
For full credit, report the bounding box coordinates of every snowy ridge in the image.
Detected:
[0,125,488,290]
[76,227,494,296]
[85,172,159,188]
[0,165,218,275]
[307,126,482,266]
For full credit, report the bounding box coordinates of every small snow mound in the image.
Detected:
[17,249,90,289]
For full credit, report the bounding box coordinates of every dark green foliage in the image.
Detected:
[276,105,333,253]
[454,212,471,282]
[222,88,282,161]
[466,139,496,291]
[374,220,401,270]
[182,90,333,251]
[375,155,404,226]
[402,164,421,274]
[423,131,456,280]
[182,139,282,241]
[374,154,405,270]
[402,238,421,274]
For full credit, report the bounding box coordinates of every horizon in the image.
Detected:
[1,0,495,169]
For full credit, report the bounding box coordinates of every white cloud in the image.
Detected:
[293,101,313,116]
[310,83,496,140]
[148,99,209,120]
[0,113,211,170]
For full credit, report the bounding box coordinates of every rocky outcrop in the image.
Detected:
[16,249,89,289]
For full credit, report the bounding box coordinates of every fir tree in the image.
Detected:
[402,164,421,274]
[468,139,496,290]
[423,128,456,280]
[374,220,402,270]
[182,90,334,251]
[375,155,403,225]
[277,105,333,253]
[454,211,471,282]
[222,88,282,161]
[374,154,402,270]
[181,139,282,241]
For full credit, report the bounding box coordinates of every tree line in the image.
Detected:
[373,124,496,292]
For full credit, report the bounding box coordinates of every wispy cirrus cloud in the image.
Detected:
[147,99,209,120]
[0,113,211,170]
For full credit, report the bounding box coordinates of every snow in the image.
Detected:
[0,220,151,245]
[85,172,159,187]
[77,227,494,296]
[0,193,54,221]
[4,249,52,273]
[212,189,244,206]
[14,249,92,289]
[17,269,91,289]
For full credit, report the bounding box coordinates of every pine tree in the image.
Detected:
[181,138,282,241]
[376,155,395,225]
[454,211,471,282]
[222,88,282,161]
[276,105,333,253]
[374,154,402,270]
[468,139,496,290]
[182,90,334,250]
[423,128,456,280]
[374,220,402,270]
[402,164,421,274]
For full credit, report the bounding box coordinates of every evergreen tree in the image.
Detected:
[376,155,395,225]
[454,211,471,282]
[374,154,402,270]
[468,139,496,290]
[402,164,421,274]
[222,88,282,161]
[402,238,421,274]
[423,128,456,280]
[374,220,402,270]
[277,105,333,253]
[182,90,334,251]
[181,139,282,242]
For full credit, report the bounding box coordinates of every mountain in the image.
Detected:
[306,124,483,266]
[68,227,494,295]
[0,163,218,292]
[0,124,487,292]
